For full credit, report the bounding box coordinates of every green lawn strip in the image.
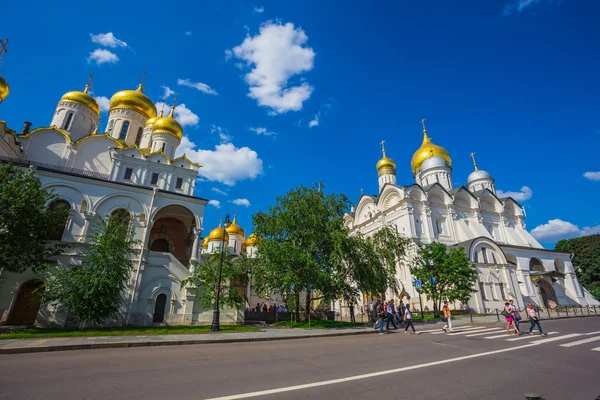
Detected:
[0,325,259,339]
[272,320,366,328]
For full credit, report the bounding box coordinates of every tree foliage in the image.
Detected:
[0,164,68,273]
[41,212,137,328]
[250,182,410,319]
[184,250,251,310]
[411,242,478,311]
[555,234,600,299]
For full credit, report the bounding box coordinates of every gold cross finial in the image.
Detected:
[360,188,364,195]
[380,140,386,157]
[84,72,94,94]
[0,38,8,58]
[172,93,178,107]
[140,70,147,87]
[470,152,478,171]
[421,118,426,132]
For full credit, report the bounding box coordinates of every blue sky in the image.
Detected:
[1,0,599,247]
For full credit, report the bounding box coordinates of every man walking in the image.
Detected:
[386,299,397,330]
[349,303,356,323]
[376,300,385,335]
[442,300,454,333]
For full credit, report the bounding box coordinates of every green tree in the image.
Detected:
[183,251,251,310]
[41,211,137,329]
[411,242,478,312]
[555,234,600,299]
[0,164,68,273]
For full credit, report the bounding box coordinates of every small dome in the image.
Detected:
[226,216,245,237]
[152,106,183,139]
[202,236,208,249]
[145,109,163,127]
[208,222,229,242]
[420,156,449,172]
[109,84,157,118]
[60,84,100,115]
[467,169,492,183]
[376,142,396,177]
[411,130,451,176]
[246,233,260,247]
[0,75,9,103]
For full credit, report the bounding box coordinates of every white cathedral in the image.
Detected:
[342,126,599,313]
[0,75,259,327]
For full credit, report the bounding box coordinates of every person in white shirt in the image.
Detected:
[526,303,547,337]
[403,304,420,335]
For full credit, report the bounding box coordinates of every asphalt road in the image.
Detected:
[2,317,600,400]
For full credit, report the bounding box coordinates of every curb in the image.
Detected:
[0,328,379,355]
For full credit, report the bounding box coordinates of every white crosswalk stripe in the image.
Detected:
[428,326,486,335]
[584,331,600,335]
[559,336,600,348]
[506,332,558,341]
[465,329,505,337]
[591,347,600,352]
[531,333,582,344]
[447,327,501,336]
[483,332,518,339]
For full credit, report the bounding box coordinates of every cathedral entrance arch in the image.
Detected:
[149,205,196,265]
[153,294,167,323]
[537,280,557,308]
[7,280,44,325]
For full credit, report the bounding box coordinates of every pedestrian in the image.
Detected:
[509,300,522,334]
[442,300,454,333]
[503,302,521,335]
[349,303,356,323]
[404,304,419,335]
[526,303,547,337]
[386,299,397,330]
[397,301,404,326]
[376,300,385,335]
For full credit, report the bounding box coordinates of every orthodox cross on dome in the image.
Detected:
[470,152,479,171]
[0,38,8,58]
[140,70,147,87]
[380,140,386,157]
[421,118,426,132]
[171,93,178,108]
[84,72,94,94]
[360,188,363,195]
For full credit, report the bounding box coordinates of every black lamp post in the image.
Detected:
[429,259,440,318]
[211,214,231,332]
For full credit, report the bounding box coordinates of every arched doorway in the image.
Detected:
[7,280,44,325]
[153,294,167,323]
[150,238,170,252]
[538,281,557,308]
[48,199,71,241]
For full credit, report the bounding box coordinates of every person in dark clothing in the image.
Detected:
[349,304,356,323]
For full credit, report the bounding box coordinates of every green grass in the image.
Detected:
[272,320,365,328]
[0,324,259,340]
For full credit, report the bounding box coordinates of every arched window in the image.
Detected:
[153,294,167,323]
[135,127,143,147]
[63,112,74,130]
[119,121,130,141]
[161,143,166,153]
[108,120,115,135]
[150,238,170,252]
[48,199,71,240]
[529,258,545,273]
[108,208,131,233]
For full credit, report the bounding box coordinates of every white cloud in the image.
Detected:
[254,6,265,13]
[155,102,199,127]
[177,78,218,95]
[211,125,232,143]
[185,31,192,36]
[231,198,251,207]
[530,219,600,242]
[87,49,119,65]
[94,96,110,112]
[583,171,600,181]
[212,187,228,196]
[208,200,221,208]
[502,0,546,15]
[224,49,233,61]
[308,112,320,128]
[90,32,128,48]
[249,127,277,136]
[496,186,532,202]
[231,21,315,114]
[176,137,263,186]
[161,85,175,100]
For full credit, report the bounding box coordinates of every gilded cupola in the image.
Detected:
[410,120,451,176]
[145,109,162,127]
[225,215,245,237]
[208,221,229,242]
[109,84,157,118]
[152,106,183,139]
[202,236,208,249]
[245,233,260,247]
[60,83,100,116]
[0,75,9,104]
[376,140,396,177]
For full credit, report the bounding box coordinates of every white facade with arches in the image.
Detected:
[0,81,243,327]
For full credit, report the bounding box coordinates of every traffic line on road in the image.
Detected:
[483,332,518,339]
[531,333,582,345]
[428,327,486,335]
[203,341,547,400]
[465,329,505,337]
[584,331,600,335]
[506,332,558,341]
[447,327,501,336]
[559,336,600,348]
[591,347,600,352]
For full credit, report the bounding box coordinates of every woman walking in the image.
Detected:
[404,304,420,335]
[527,303,547,337]
[504,302,521,335]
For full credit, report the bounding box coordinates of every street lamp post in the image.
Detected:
[429,259,439,318]
[211,214,231,332]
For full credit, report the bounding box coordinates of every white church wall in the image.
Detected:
[22,129,70,166]
[70,137,114,175]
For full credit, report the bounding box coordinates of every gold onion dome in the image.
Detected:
[152,106,183,139]
[376,141,396,177]
[60,84,100,115]
[410,129,451,176]
[144,109,163,127]
[109,84,157,118]
[0,75,9,103]
[225,216,245,237]
[208,222,229,242]
[246,233,260,247]
[202,236,208,249]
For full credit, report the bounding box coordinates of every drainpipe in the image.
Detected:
[125,187,159,325]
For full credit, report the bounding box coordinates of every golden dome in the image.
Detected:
[246,233,260,247]
[109,84,157,118]
[202,236,208,249]
[208,222,229,242]
[144,109,162,127]
[0,75,9,103]
[60,84,100,115]
[410,129,451,176]
[376,140,396,177]
[152,106,183,139]
[226,216,245,237]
